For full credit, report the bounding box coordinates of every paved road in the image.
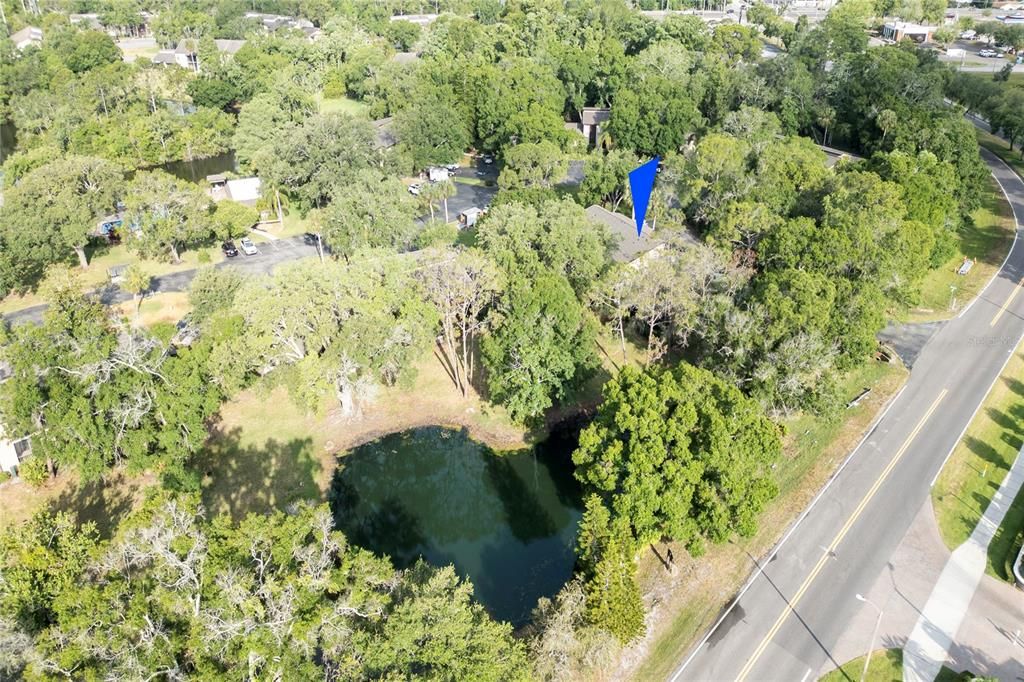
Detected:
[3,235,318,327]
[672,147,1024,681]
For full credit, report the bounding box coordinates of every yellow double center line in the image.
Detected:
[991,276,1024,327]
[735,389,948,682]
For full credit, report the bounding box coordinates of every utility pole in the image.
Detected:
[855,594,883,682]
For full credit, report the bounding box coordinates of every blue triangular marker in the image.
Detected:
[628,156,660,237]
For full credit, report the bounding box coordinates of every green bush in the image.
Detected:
[415,220,459,249]
[0,470,11,484]
[197,249,212,264]
[18,457,49,487]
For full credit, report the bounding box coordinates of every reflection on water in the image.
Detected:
[160,151,237,183]
[328,426,583,626]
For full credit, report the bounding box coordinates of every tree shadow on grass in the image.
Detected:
[47,471,139,540]
[964,435,1015,470]
[196,426,321,522]
[1002,376,1024,400]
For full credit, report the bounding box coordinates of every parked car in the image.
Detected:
[222,241,238,257]
[302,232,319,246]
[445,163,459,172]
[239,237,259,256]
[980,48,1004,58]
[481,154,494,165]
[960,29,977,39]
[408,183,422,195]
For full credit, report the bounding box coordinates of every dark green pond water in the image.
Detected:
[328,426,584,626]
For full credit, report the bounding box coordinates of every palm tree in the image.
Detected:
[421,182,444,220]
[122,264,152,321]
[436,179,456,222]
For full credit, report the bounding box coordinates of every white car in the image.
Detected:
[408,183,422,196]
[979,49,1004,58]
[239,237,259,255]
[960,30,977,39]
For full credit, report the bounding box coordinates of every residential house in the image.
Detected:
[373,117,398,150]
[389,14,439,25]
[208,175,262,207]
[567,108,611,148]
[152,38,247,71]
[585,205,667,264]
[9,26,43,50]
[0,363,31,476]
[244,12,321,40]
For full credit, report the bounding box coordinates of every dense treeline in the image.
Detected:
[0,498,530,680]
[0,0,996,676]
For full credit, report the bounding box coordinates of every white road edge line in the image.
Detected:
[667,383,906,682]
[932,152,1024,488]
[962,148,1023,321]
[669,143,1024,682]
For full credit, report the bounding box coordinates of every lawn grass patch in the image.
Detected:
[820,648,902,682]
[909,175,1015,323]
[0,243,222,314]
[931,338,1024,581]
[977,128,1024,178]
[317,94,371,117]
[632,359,907,681]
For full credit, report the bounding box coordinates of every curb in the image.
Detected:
[1014,536,1024,589]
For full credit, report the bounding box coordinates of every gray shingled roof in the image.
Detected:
[585,205,664,263]
[581,107,611,126]
[372,117,398,149]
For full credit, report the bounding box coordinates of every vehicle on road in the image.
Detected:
[239,237,259,256]
[960,29,977,39]
[445,163,459,172]
[222,241,238,257]
[408,183,421,195]
[979,48,1004,57]
[481,154,494,165]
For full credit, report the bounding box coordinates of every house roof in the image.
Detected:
[152,49,176,63]
[391,51,419,64]
[581,107,611,126]
[372,117,398,149]
[585,205,664,263]
[10,26,43,45]
[226,177,262,204]
[175,38,246,55]
[884,21,935,32]
[214,39,246,54]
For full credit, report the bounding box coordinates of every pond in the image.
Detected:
[328,426,584,626]
[160,151,237,184]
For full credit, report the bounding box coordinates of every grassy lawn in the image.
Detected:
[112,291,192,327]
[0,244,222,315]
[820,648,902,682]
[633,359,908,681]
[977,129,1024,178]
[908,175,1015,323]
[316,93,371,118]
[931,339,1024,582]
[0,469,156,539]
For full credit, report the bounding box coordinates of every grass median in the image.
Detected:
[931,340,1024,582]
[820,648,902,682]
[632,359,908,681]
[909,174,1016,323]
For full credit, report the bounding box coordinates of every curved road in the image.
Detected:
[672,148,1024,681]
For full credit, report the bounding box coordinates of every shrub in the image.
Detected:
[18,457,49,487]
